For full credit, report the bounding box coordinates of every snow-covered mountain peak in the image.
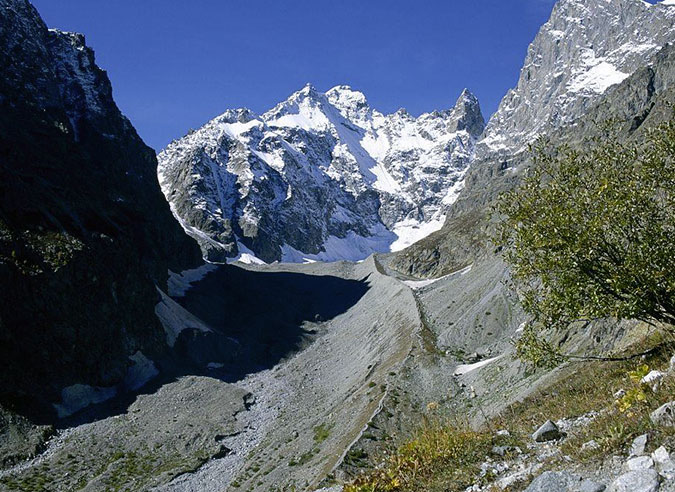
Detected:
[158,86,484,263]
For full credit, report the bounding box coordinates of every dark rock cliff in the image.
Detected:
[0,0,201,417]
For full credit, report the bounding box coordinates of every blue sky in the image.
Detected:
[32,0,559,151]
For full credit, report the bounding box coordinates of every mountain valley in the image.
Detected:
[1,0,675,491]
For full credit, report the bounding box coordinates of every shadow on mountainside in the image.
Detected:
[170,264,372,380]
[48,264,371,428]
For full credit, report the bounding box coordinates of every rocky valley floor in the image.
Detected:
[4,253,665,492]
[1,257,421,491]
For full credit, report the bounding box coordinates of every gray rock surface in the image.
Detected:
[533,420,564,442]
[578,479,607,492]
[607,469,660,492]
[653,446,675,480]
[582,440,600,453]
[631,434,649,457]
[651,402,675,427]
[0,257,423,491]
[524,470,590,492]
[625,456,654,472]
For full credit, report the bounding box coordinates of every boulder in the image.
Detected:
[641,371,666,391]
[651,402,675,427]
[629,434,648,457]
[524,471,581,492]
[524,471,604,492]
[624,456,654,472]
[578,479,606,492]
[607,469,659,492]
[652,446,675,480]
[533,420,564,442]
[614,389,626,399]
[641,371,666,385]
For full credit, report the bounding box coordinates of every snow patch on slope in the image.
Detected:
[402,264,473,290]
[227,239,267,265]
[281,225,396,263]
[168,263,218,298]
[567,52,630,94]
[390,217,446,252]
[54,384,117,418]
[155,287,212,347]
[453,355,503,376]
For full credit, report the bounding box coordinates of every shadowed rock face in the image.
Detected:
[0,0,201,417]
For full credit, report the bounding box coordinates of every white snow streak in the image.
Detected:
[453,355,502,376]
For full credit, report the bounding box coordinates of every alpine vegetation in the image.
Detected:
[496,122,675,366]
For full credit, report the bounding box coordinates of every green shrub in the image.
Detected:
[496,121,675,364]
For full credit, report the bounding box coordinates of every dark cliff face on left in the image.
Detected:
[0,0,201,417]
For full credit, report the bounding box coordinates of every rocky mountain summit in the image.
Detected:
[158,85,484,263]
[478,0,675,159]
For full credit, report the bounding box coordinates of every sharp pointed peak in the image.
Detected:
[300,82,319,94]
[449,89,485,137]
[456,88,478,104]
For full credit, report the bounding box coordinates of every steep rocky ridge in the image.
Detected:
[391,0,675,278]
[0,0,201,420]
[158,85,484,263]
[479,0,675,159]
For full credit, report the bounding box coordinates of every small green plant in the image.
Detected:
[313,422,333,443]
[617,364,651,413]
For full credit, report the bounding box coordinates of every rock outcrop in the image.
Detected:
[391,0,675,277]
[479,0,675,159]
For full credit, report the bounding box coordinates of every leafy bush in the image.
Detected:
[496,121,675,364]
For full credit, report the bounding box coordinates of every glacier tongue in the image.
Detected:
[158,85,485,263]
